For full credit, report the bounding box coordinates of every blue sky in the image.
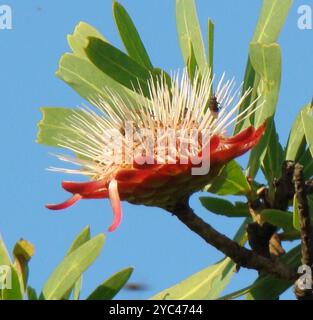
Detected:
[0,0,312,300]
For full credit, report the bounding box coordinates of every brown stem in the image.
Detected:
[273,160,295,211]
[168,199,297,281]
[293,164,313,300]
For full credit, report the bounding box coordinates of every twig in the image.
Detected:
[293,164,313,300]
[169,199,297,281]
[273,161,295,211]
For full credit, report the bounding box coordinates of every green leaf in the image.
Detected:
[218,285,252,300]
[67,22,107,60]
[85,38,152,97]
[199,197,249,218]
[205,161,251,196]
[66,226,91,255]
[250,43,281,126]
[299,148,313,179]
[0,234,11,266]
[234,58,258,134]
[247,43,281,178]
[187,41,198,82]
[261,122,284,186]
[252,0,293,44]
[150,220,249,300]
[234,0,292,133]
[207,19,214,76]
[64,226,91,300]
[41,234,105,300]
[260,209,294,232]
[285,103,312,161]
[176,0,207,74]
[302,111,313,159]
[56,53,144,109]
[293,194,301,231]
[113,1,153,69]
[246,244,300,300]
[27,286,38,300]
[13,239,35,294]
[87,267,133,300]
[1,265,23,300]
[37,107,94,148]
[72,277,82,300]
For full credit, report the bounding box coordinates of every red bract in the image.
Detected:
[46,123,266,232]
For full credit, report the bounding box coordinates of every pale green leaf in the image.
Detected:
[302,111,313,159]
[37,107,94,149]
[56,53,144,109]
[176,0,207,74]
[252,0,293,44]
[150,220,248,300]
[66,226,91,256]
[64,226,91,300]
[0,234,11,266]
[234,0,292,133]
[261,122,284,186]
[67,22,106,60]
[1,265,23,300]
[247,43,281,178]
[285,103,312,161]
[41,234,105,300]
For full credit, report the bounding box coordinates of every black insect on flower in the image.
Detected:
[208,94,220,113]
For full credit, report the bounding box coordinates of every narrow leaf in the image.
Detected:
[285,103,312,161]
[247,43,281,178]
[207,18,214,76]
[113,1,153,69]
[0,234,11,266]
[187,41,198,82]
[1,265,23,300]
[176,0,207,74]
[150,220,249,300]
[234,0,292,133]
[200,197,249,218]
[41,234,105,300]
[252,0,293,44]
[260,209,294,232]
[205,161,251,196]
[67,22,106,60]
[85,38,152,97]
[27,286,38,300]
[87,267,134,300]
[293,194,301,231]
[302,111,313,159]
[56,53,144,109]
[246,244,300,300]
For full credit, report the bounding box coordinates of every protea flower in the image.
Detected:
[46,70,265,232]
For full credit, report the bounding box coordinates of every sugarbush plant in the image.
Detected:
[1,0,312,300]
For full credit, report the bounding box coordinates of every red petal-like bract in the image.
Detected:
[46,123,266,231]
